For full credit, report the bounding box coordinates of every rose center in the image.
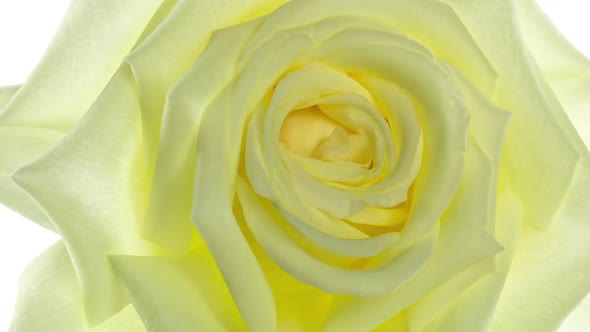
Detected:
[279,105,372,164]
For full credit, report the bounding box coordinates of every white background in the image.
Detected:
[0,1,589,331]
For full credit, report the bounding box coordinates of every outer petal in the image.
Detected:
[0,0,167,230]
[9,241,144,332]
[403,69,513,331]
[559,295,590,332]
[0,85,19,109]
[441,0,586,230]
[0,126,60,231]
[420,193,521,332]
[128,0,291,159]
[514,0,590,147]
[489,158,590,331]
[441,0,590,329]
[142,0,291,253]
[110,245,247,332]
[0,86,59,230]
[11,65,158,325]
[0,0,163,131]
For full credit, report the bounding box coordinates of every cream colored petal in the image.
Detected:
[0,127,61,231]
[407,257,496,332]
[421,194,521,332]
[0,0,163,130]
[490,158,590,332]
[402,59,511,332]
[127,0,290,159]
[276,204,400,258]
[438,2,590,328]
[285,149,372,186]
[0,85,19,109]
[514,0,589,81]
[110,246,247,331]
[442,0,586,230]
[514,0,590,148]
[559,295,590,332]
[550,72,590,149]
[10,241,145,332]
[246,231,334,332]
[405,143,511,331]
[312,35,470,251]
[237,176,437,297]
[323,143,504,331]
[0,86,60,231]
[11,65,158,325]
[142,18,262,253]
[243,0,496,94]
[190,89,277,332]
[346,206,408,227]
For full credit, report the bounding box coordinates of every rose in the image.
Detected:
[2,0,589,331]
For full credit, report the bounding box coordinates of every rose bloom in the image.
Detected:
[1,0,589,331]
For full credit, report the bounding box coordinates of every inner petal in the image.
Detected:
[311,127,352,162]
[311,128,372,164]
[279,106,341,158]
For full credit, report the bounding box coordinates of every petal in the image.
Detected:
[549,71,590,149]
[490,158,590,331]
[420,193,522,332]
[0,0,163,130]
[442,0,586,229]
[237,175,437,297]
[314,37,469,250]
[277,205,400,258]
[145,0,307,251]
[323,149,504,331]
[244,228,334,332]
[513,0,590,148]
[323,115,506,330]
[0,86,60,231]
[514,0,590,81]
[128,0,291,159]
[190,71,278,332]
[0,85,19,109]
[11,64,158,325]
[110,245,247,331]
[0,127,61,231]
[404,68,512,330]
[244,0,496,94]
[559,295,590,332]
[141,17,263,253]
[10,241,144,332]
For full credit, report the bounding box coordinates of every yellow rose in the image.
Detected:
[2,0,589,331]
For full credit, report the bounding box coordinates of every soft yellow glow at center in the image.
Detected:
[279,106,371,164]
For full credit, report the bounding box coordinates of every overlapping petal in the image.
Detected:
[442,0,586,229]
[11,64,159,324]
[9,241,145,332]
[110,245,247,331]
[0,0,163,131]
[514,0,590,148]
[0,86,60,231]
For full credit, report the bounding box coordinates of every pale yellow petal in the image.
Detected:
[442,0,585,230]
[237,176,437,297]
[0,0,163,130]
[0,85,19,109]
[490,159,590,332]
[514,0,590,148]
[0,127,61,231]
[10,241,145,332]
[110,247,247,331]
[11,65,158,325]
